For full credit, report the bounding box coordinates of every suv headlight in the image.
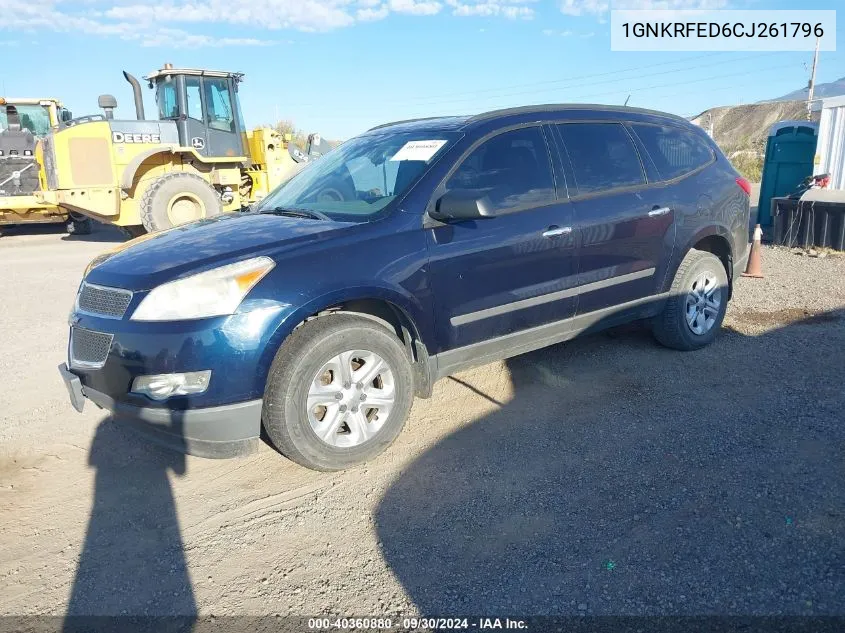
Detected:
[131,256,275,321]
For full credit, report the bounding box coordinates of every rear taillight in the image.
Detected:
[736,177,752,196]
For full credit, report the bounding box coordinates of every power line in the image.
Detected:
[292,51,733,110]
[379,52,734,104]
[393,52,782,110]
[373,61,791,124]
[312,54,792,120]
[461,61,792,116]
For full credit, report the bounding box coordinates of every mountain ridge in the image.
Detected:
[767,76,845,102]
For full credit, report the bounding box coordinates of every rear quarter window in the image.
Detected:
[631,124,714,181]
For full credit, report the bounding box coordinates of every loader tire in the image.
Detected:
[66,212,93,236]
[140,172,222,233]
[122,226,147,240]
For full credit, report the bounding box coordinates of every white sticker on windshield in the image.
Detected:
[390,140,447,162]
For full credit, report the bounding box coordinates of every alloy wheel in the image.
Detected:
[685,272,722,335]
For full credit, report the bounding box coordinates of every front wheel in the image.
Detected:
[263,314,415,471]
[652,248,729,351]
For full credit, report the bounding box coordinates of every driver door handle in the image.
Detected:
[648,206,671,217]
[542,226,572,238]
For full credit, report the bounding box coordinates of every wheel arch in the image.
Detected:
[670,225,735,298]
[120,148,175,191]
[120,147,241,192]
[261,289,435,399]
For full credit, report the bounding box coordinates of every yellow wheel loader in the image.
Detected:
[0,97,93,235]
[32,64,323,235]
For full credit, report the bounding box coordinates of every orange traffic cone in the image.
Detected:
[742,224,763,278]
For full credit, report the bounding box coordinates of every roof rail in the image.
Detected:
[467,103,689,123]
[365,104,687,133]
[367,116,459,131]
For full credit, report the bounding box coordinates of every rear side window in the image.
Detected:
[446,126,555,212]
[631,124,714,180]
[557,123,645,194]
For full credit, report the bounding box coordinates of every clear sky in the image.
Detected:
[1,0,842,140]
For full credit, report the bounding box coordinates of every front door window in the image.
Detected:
[204,78,234,132]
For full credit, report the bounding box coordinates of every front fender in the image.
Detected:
[120,148,179,191]
[253,283,432,389]
[120,147,246,191]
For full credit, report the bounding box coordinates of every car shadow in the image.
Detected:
[61,224,128,243]
[0,222,127,243]
[63,412,196,632]
[375,309,845,615]
[59,304,845,622]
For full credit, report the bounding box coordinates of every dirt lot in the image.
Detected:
[1,224,844,618]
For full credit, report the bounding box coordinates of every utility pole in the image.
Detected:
[807,36,820,120]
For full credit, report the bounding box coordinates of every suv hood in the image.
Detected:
[84,213,356,291]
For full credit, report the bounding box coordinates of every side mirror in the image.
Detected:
[60,109,73,122]
[429,189,497,221]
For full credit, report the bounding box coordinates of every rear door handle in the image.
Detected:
[542,226,572,238]
[648,206,671,217]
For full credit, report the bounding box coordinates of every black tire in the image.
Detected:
[652,248,729,351]
[66,213,93,236]
[263,314,415,471]
[122,225,147,239]
[140,172,222,233]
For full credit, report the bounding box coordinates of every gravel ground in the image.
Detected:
[1,224,843,618]
[727,246,845,330]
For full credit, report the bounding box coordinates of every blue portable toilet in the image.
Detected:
[757,121,819,227]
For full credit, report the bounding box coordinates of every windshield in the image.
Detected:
[257,130,461,221]
[0,104,52,137]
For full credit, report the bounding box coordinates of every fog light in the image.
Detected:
[131,370,211,401]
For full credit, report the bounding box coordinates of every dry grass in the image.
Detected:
[730,152,764,182]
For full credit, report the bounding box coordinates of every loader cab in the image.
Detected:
[147,66,247,159]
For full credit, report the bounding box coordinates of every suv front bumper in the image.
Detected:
[59,362,262,458]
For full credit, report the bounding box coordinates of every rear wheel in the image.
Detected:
[652,248,729,351]
[66,212,92,236]
[263,314,414,471]
[140,172,222,233]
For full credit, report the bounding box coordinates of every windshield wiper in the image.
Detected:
[260,206,331,221]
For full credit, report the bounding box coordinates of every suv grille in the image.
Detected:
[70,327,113,369]
[77,282,133,318]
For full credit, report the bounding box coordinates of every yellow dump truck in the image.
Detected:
[28,64,324,235]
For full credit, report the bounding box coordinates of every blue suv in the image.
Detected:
[59,105,751,471]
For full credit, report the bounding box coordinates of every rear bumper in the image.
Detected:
[59,363,262,458]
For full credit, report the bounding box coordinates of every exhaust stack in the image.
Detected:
[122,71,145,120]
